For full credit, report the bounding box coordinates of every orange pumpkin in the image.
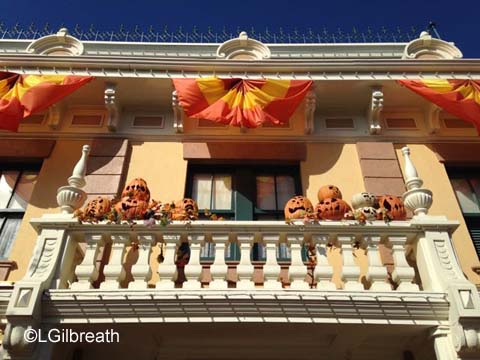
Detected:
[121,178,150,202]
[171,198,199,220]
[83,196,111,219]
[284,196,314,220]
[315,198,352,220]
[377,195,407,220]
[114,197,149,220]
[317,185,342,202]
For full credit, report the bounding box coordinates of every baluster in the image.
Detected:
[156,233,180,289]
[389,236,419,291]
[71,233,104,290]
[365,235,391,291]
[183,234,205,289]
[129,233,155,289]
[312,234,336,290]
[287,234,309,290]
[100,233,130,289]
[209,233,229,289]
[262,233,282,289]
[339,235,363,291]
[236,233,255,289]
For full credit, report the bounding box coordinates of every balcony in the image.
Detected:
[2,145,480,360]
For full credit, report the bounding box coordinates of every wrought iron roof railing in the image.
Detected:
[0,23,426,44]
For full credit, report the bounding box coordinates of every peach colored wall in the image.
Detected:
[8,140,93,281]
[395,144,480,285]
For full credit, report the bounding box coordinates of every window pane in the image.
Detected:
[0,171,20,209]
[470,178,480,203]
[0,217,21,259]
[212,175,232,210]
[451,179,480,213]
[192,174,212,210]
[276,175,296,210]
[256,176,276,210]
[8,172,38,210]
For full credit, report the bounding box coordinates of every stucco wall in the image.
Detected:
[395,144,480,285]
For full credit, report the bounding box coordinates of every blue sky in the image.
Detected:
[0,0,478,57]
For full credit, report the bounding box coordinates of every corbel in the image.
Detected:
[104,82,120,131]
[425,103,441,134]
[366,86,383,134]
[304,86,316,134]
[46,102,64,130]
[172,90,183,133]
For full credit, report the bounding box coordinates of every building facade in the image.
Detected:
[0,28,479,359]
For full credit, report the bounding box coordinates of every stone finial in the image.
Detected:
[401,146,433,216]
[56,145,90,214]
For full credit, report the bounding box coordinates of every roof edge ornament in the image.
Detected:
[216,31,271,60]
[26,27,84,56]
[402,31,462,60]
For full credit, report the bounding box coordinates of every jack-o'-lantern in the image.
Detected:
[114,197,149,220]
[315,198,352,220]
[377,195,407,220]
[351,192,377,210]
[171,198,199,220]
[83,196,112,219]
[121,178,150,202]
[357,207,378,221]
[317,185,342,202]
[284,196,314,220]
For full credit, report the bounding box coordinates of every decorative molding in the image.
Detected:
[172,90,183,133]
[46,103,63,130]
[403,31,462,60]
[26,28,84,56]
[104,82,120,131]
[425,103,441,134]
[366,86,383,134]
[304,87,316,134]
[216,31,271,60]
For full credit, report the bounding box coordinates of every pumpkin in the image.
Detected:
[357,207,378,221]
[317,185,342,202]
[171,198,199,220]
[377,195,407,220]
[351,192,377,210]
[114,197,149,220]
[83,196,112,219]
[121,178,150,202]
[284,196,314,220]
[315,198,352,220]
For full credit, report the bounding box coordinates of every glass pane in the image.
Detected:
[256,176,276,210]
[212,175,232,210]
[470,178,480,203]
[276,175,296,211]
[0,217,21,259]
[451,179,480,213]
[8,172,38,210]
[192,174,212,210]
[0,171,19,209]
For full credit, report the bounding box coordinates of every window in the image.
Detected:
[448,168,480,259]
[0,166,40,259]
[186,164,301,262]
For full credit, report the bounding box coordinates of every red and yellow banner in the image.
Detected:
[398,79,480,132]
[172,78,313,128]
[0,72,93,132]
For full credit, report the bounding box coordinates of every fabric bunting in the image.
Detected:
[172,77,313,128]
[398,79,480,132]
[0,72,94,132]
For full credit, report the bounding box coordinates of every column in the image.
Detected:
[365,235,391,291]
[338,234,363,291]
[262,233,282,290]
[312,234,336,290]
[209,234,229,290]
[71,233,104,290]
[100,233,130,289]
[236,233,255,289]
[156,233,181,289]
[287,233,309,290]
[183,234,205,289]
[389,235,419,291]
[129,233,155,289]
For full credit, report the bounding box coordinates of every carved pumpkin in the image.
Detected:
[83,196,112,219]
[317,185,342,202]
[121,178,150,202]
[357,207,378,221]
[284,196,314,220]
[351,192,377,210]
[315,198,352,220]
[171,198,199,220]
[114,197,149,220]
[377,195,407,220]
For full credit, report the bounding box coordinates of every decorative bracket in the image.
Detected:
[104,82,120,131]
[304,87,316,134]
[172,90,183,133]
[47,103,64,130]
[366,86,383,135]
[426,103,441,134]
